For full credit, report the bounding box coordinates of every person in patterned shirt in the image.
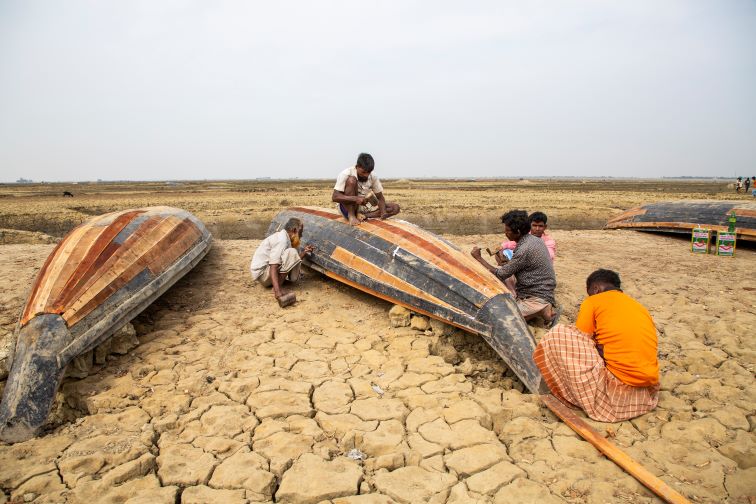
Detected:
[471,209,558,325]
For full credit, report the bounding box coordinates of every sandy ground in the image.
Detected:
[0,228,754,503]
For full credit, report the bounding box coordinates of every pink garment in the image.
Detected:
[501,232,556,262]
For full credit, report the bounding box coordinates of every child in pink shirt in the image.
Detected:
[500,211,556,262]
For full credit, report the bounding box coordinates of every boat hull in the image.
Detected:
[605,200,756,241]
[0,206,212,442]
[268,207,546,395]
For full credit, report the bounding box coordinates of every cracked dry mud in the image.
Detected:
[0,230,754,504]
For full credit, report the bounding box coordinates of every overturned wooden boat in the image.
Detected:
[269,207,546,395]
[0,206,212,442]
[606,200,756,241]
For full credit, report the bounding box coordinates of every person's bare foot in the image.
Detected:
[348,215,361,226]
[543,305,562,328]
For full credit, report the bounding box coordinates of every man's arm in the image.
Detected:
[269,264,285,299]
[376,192,387,219]
[544,235,556,260]
[299,244,315,259]
[489,251,524,280]
[470,247,498,275]
[331,190,366,206]
[574,299,595,335]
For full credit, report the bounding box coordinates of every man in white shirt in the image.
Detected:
[250,218,314,306]
[331,153,400,226]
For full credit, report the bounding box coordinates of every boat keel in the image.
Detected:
[0,315,73,443]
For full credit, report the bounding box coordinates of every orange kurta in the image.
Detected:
[575,290,658,387]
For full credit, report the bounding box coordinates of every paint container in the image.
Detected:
[691,228,711,254]
[715,232,736,257]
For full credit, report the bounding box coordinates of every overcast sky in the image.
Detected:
[1,1,755,182]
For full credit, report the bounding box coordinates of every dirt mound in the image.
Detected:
[0,229,58,245]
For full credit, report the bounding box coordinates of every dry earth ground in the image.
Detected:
[0,179,746,239]
[0,226,754,503]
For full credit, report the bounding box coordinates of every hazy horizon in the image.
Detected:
[2,1,755,183]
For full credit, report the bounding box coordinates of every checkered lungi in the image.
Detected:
[533,324,659,422]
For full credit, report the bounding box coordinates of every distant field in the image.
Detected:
[0,178,745,240]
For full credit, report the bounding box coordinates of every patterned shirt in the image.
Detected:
[495,233,556,306]
[501,232,556,262]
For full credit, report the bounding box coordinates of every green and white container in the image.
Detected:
[691,228,711,254]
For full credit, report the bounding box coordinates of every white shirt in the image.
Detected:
[334,166,383,197]
[250,229,291,279]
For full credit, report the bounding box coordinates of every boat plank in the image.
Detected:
[65,221,199,327]
[357,219,502,294]
[52,211,148,311]
[21,239,67,326]
[60,215,173,314]
[146,221,202,275]
[45,226,107,314]
[31,223,92,317]
[330,246,465,315]
[62,217,183,324]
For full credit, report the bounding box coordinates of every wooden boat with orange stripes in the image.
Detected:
[605,200,756,241]
[269,207,546,395]
[0,206,212,442]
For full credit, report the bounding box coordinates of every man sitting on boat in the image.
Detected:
[533,269,659,422]
[331,152,401,226]
[250,217,314,307]
[499,211,556,262]
[470,209,558,325]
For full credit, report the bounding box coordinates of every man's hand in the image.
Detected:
[303,244,315,256]
[470,247,483,260]
[495,250,509,265]
[274,288,289,300]
[355,195,366,206]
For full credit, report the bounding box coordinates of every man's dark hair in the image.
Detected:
[586,269,621,290]
[356,153,375,172]
[500,210,531,235]
[284,218,302,233]
[529,211,548,224]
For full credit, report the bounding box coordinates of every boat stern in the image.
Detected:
[0,314,73,443]
[476,294,547,395]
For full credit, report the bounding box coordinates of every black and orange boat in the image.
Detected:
[605,200,756,241]
[0,207,212,442]
[269,207,546,395]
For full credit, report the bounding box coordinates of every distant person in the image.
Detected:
[250,217,314,307]
[534,269,659,422]
[736,177,743,193]
[745,177,751,193]
[500,211,556,262]
[332,153,400,226]
[470,209,558,325]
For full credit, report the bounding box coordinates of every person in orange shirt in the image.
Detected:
[533,269,659,422]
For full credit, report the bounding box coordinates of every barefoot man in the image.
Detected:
[250,217,314,307]
[471,209,558,325]
[332,153,400,226]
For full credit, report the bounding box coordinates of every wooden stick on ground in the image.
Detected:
[541,394,692,504]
